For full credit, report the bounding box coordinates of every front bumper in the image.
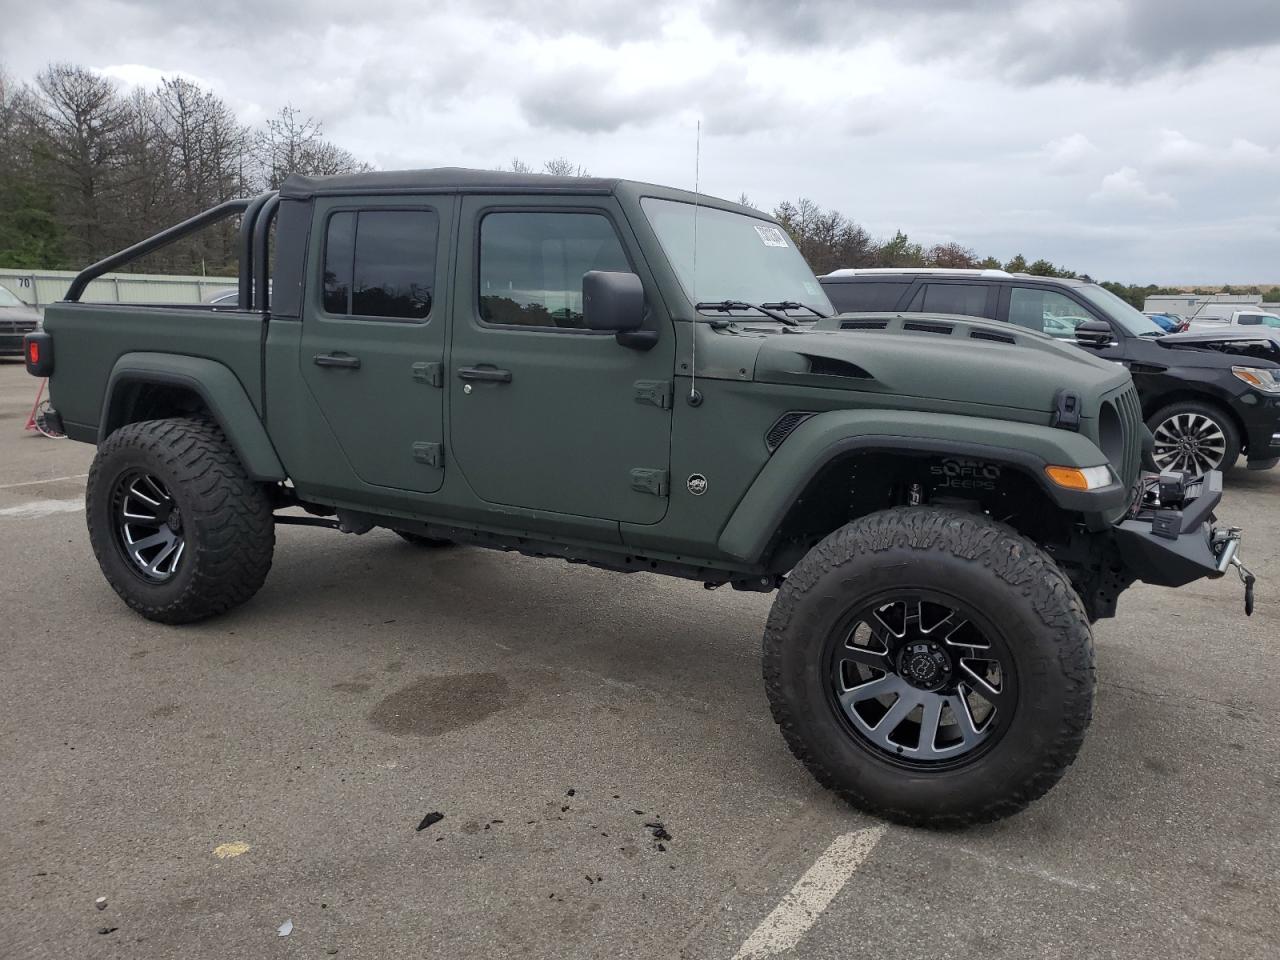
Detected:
[1111,470,1255,612]
[1239,397,1280,469]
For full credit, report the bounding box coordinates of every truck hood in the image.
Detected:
[753,312,1130,418]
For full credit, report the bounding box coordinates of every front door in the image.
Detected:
[447,196,674,524]
[300,196,452,494]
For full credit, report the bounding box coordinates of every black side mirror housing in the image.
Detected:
[1074,319,1114,346]
[583,270,655,349]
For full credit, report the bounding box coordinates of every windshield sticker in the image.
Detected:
[754,225,789,248]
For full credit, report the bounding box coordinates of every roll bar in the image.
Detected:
[64,191,278,308]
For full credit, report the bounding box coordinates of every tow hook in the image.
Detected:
[1214,528,1256,616]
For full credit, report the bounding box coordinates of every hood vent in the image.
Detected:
[969,329,1016,344]
[839,318,889,330]
[804,354,873,379]
[903,320,954,335]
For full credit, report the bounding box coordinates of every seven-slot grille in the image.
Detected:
[1109,384,1144,490]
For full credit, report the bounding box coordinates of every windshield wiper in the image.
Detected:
[761,300,828,319]
[695,300,798,326]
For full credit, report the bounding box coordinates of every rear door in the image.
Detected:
[447,196,674,525]
[902,280,997,319]
[300,196,453,493]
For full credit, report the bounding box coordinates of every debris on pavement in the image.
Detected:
[277,919,293,937]
[95,897,107,911]
[97,927,118,935]
[416,812,444,831]
[213,841,251,859]
[644,821,672,842]
[566,788,576,797]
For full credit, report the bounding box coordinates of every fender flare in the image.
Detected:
[718,408,1124,563]
[100,352,286,481]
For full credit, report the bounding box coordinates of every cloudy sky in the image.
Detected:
[5,0,1279,283]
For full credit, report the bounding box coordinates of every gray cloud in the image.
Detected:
[707,0,1280,84]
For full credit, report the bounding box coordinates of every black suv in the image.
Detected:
[820,269,1280,474]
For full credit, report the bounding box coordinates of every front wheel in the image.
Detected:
[763,507,1094,827]
[1147,400,1240,475]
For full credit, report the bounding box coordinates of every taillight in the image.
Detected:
[24,331,53,377]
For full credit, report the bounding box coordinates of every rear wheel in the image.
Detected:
[1147,400,1240,474]
[763,507,1094,827]
[86,418,275,623]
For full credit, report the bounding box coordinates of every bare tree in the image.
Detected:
[26,63,131,261]
[252,105,366,190]
[507,156,533,174]
[542,156,589,177]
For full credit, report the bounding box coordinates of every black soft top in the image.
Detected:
[280,166,622,199]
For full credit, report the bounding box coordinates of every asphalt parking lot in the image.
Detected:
[1,358,1277,960]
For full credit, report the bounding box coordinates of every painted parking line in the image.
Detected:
[731,825,887,960]
[0,499,84,518]
[0,474,88,490]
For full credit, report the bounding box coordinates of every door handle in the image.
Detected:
[456,366,512,383]
[313,353,361,369]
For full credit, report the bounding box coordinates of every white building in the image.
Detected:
[1143,292,1265,322]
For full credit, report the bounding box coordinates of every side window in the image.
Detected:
[479,211,630,329]
[1009,287,1097,339]
[823,280,911,313]
[914,282,990,318]
[322,209,438,320]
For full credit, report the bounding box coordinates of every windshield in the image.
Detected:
[641,198,832,317]
[0,286,23,307]
[1076,283,1167,337]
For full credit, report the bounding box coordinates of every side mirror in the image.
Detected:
[583,270,655,350]
[1074,319,1114,346]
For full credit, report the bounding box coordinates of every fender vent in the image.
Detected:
[765,411,815,452]
[839,319,889,330]
[805,355,872,379]
[970,329,1016,344]
[903,320,954,335]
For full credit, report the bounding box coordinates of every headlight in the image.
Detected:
[1231,366,1280,393]
[1044,464,1113,491]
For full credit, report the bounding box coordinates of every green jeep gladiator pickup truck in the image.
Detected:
[24,168,1254,826]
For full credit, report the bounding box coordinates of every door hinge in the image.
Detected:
[633,379,672,410]
[412,361,444,387]
[412,441,444,468]
[629,467,668,497]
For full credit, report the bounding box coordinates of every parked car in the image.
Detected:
[1144,311,1188,333]
[25,169,1253,827]
[820,268,1280,474]
[1189,309,1280,332]
[0,284,41,357]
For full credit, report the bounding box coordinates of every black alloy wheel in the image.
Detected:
[828,593,1016,767]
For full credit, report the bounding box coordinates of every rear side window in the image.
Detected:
[1008,287,1096,339]
[479,211,630,329]
[822,280,911,313]
[909,282,991,318]
[322,209,438,320]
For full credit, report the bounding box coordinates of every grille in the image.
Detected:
[765,411,815,453]
[1109,384,1144,490]
[839,318,889,330]
[0,319,37,334]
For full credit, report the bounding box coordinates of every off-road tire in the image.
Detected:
[763,507,1094,828]
[86,418,275,624]
[1146,400,1241,474]
[396,531,455,548]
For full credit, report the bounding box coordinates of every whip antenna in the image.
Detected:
[689,120,702,405]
